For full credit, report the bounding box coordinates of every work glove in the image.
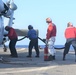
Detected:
[42,39,46,43]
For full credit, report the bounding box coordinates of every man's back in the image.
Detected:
[8,27,18,40]
[65,27,76,39]
[27,29,37,39]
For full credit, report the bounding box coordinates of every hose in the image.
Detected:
[54,46,65,49]
[17,36,27,41]
[38,37,65,50]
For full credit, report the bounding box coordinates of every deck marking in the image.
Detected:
[0,65,58,74]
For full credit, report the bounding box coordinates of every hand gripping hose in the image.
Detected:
[38,37,65,50]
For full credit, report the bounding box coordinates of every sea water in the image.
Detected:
[16,45,74,51]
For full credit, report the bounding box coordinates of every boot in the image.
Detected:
[48,55,53,61]
[52,55,55,60]
[26,55,31,58]
[35,55,39,58]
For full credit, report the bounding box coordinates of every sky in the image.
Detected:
[3,0,76,45]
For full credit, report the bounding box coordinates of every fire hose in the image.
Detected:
[38,37,65,50]
[17,36,27,41]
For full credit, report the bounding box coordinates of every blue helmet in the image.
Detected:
[28,25,33,30]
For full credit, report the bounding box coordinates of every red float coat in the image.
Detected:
[46,23,56,39]
[7,27,18,40]
[65,27,76,39]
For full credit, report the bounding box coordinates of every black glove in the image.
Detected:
[4,34,7,37]
[3,38,6,41]
[42,39,46,43]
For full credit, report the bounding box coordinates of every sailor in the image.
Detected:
[4,26,18,57]
[63,22,76,60]
[26,25,39,58]
[46,17,57,60]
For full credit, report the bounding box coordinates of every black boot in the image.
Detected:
[26,55,31,58]
[48,55,53,61]
[35,55,39,58]
[52,55,55,60]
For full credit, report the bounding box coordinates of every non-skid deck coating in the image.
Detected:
[0,47,76,75]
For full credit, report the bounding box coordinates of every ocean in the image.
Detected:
[15,45,74,50]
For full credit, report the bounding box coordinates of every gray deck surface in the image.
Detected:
[0,47,76,75]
